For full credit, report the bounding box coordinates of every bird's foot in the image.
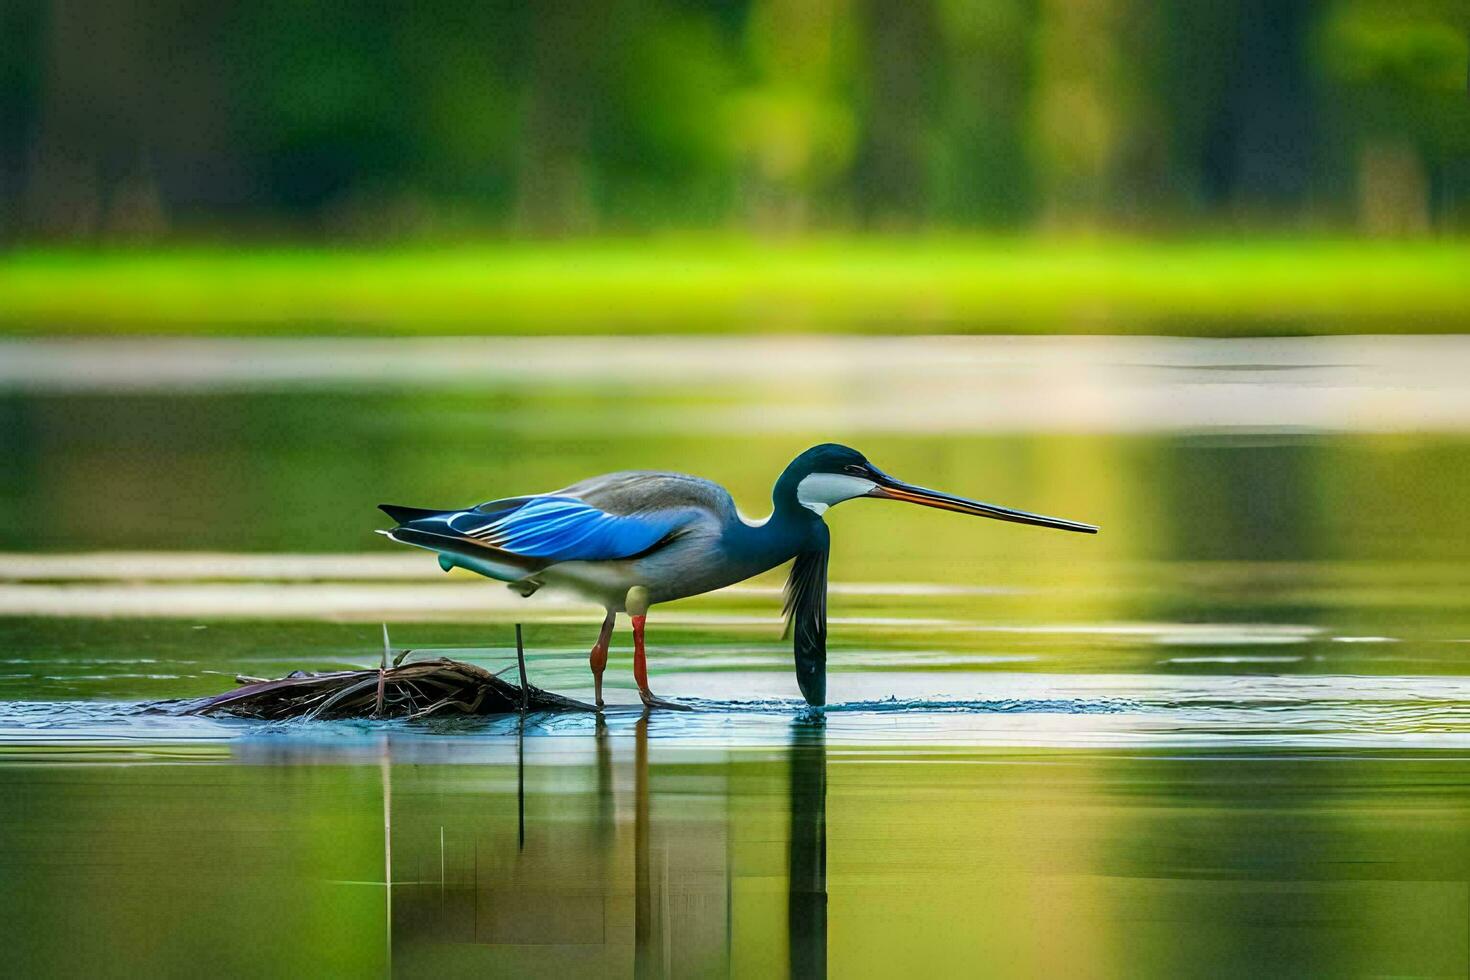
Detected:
[638,691,692,711]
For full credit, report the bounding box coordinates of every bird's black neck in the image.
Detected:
[771,460,816,520]
[710,468,824,581]
[765,468,827,553]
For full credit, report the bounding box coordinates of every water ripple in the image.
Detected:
[2,677,1470,751]
[674,695,1130,715]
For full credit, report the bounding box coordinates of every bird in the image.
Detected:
[378,443,1097,709]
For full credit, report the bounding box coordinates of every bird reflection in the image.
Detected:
[516,712,526,850]
[385,710,830,977]
[635,712,656,979]
[594,711,615,841]
[788,715,828,980]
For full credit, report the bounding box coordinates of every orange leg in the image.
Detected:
[632,614,651,700]
[590,610,615,708]
[631,612,688,710]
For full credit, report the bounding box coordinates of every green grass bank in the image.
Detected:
[3,238,1467,336]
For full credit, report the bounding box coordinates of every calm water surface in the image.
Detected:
[2,337,1470,976]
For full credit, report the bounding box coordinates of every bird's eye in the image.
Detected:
[843,464,866,476]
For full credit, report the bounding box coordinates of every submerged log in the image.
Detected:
[184,656,595,720]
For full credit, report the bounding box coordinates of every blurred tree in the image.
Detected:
[730,0,858,230]
[1204,0,1319,218]
[851,0,942,228]
[1318,0,1470,234]
[1029,0,1159,228]
[0,1,46,242]
[396,1,522,228]
[234,3,418,221]
[928,0,1037,227]
[592,2,742,228]
[21,0,165,238]
[514,2,611,234]
[1,0,1467,238]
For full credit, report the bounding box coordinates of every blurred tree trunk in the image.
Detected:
[1029,0,1131,229]
[0,3,42,242]
[24,0,166,239]
[1199,0,1315,218]
[735,0,854,234]
[930,0,1035,228]
[852,0,939,228]
[1357,140,1429,237]
[515,2,611,236]
[1030,0,1175,231]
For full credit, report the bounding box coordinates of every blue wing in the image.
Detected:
[386,496,688,563]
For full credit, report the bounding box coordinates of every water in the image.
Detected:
[3,336,1470,976]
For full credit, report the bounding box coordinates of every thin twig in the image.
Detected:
[515,624,529,712]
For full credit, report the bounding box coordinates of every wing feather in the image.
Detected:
[387,495,692,564]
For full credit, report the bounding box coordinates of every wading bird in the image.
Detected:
[379,444,1097,708]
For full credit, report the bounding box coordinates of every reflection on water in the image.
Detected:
[5,340,1470,568]
[4,335,1470,975]
[389,715,775,977]
[7,669,1470,750]
[788,717,827,980]
[5,722,1470,977]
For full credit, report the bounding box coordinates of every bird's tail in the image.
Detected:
[377,504,547,583]
[379,503,449,524]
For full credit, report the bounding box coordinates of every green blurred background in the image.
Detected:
[5,0,1469,238]
[5,10,1470,975]
[1,0,1467,335]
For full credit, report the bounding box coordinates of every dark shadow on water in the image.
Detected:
[515,712,525,849]
[635,712,654,979]
[788,714,828,980]
[595,711,614,841]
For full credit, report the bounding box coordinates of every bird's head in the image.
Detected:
[777,442,1098,533]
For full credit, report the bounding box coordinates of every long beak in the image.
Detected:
[866,473,1099,534]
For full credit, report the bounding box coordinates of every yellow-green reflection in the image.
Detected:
[6,389,1470,566]
[4,735,1470,977]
